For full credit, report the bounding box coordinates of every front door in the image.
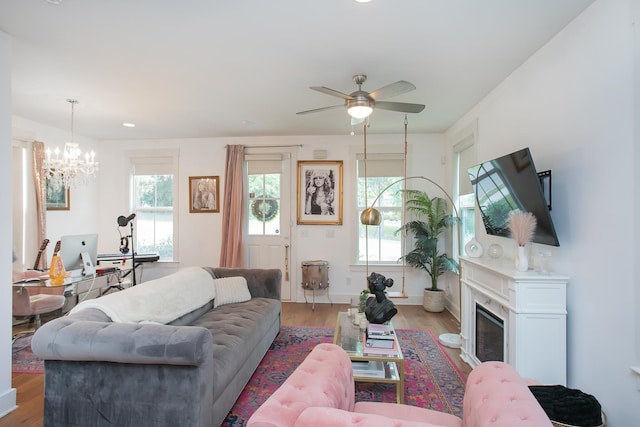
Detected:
[245,152,293,300]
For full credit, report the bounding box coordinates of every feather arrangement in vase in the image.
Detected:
[508,211,537,246]
[508,211,536,271]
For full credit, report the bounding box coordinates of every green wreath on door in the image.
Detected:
[251,198,278,222]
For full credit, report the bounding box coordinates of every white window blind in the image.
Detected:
[356,153,405,177]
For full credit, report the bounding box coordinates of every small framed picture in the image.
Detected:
[46,176,70,211]
[297,160,343,225]
[189,176,220,213]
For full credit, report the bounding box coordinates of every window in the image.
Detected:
[128,150,179,261]
[454,129,477,252]
[356,153,404,264]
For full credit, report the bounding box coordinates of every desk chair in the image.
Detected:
[12,284,65,340]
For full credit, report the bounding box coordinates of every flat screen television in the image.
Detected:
[59,233,99,274]
[467,147,559,246]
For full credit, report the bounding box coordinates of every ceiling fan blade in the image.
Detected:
[310,86,352,100]
[296,104,344,115]
[375,101,426,114]
[368,80,416,100]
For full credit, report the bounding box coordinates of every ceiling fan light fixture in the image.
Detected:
[347,99,373,119]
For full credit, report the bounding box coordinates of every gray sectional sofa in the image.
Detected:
[31,266,282,427]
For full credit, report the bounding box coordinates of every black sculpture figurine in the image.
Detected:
[364,272,398,324]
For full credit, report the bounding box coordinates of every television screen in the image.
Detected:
[467,147,559,246]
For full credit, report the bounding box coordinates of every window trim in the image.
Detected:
[350,144,406,266]
[126,148,180,262]
[451,121,478,260]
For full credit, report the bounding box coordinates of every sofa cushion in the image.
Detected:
[213,276,252,307]
[192,296,281,403]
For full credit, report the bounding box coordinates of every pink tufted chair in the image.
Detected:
[247,343,552,427]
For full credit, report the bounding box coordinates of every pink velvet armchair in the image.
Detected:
[247,343,552,427]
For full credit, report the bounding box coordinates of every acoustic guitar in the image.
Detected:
[49,240,66,285]
[33,238,50,271]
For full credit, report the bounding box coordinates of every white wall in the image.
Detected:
[93,132,449,304]
[447,0,637,424]
[0,30,17,418]
[12,116,101,254]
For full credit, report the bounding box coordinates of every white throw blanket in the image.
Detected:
[70,266,216,324]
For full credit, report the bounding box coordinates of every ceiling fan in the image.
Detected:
[296,74,426,124]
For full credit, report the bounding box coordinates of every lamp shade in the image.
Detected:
[348,105,373,119]
[360,207,381,225]
[347,97,373,119]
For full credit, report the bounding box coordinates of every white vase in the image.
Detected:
[516,246,528,272]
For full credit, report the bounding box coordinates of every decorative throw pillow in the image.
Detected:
[213,276,252,308]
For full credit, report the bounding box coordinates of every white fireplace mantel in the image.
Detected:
[460,256,569,385]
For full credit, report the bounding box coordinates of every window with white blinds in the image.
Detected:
[454,131,476,252]
[128,149,179,261]
[356,153,405,264]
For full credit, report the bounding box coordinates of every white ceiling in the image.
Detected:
[0,0,596,141]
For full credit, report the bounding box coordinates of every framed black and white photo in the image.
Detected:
[297,160,343,225]
[189,176,220,213]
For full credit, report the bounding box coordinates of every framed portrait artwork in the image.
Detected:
[45,176,70,211]
[297,160,343,225]
[189,176,220,213]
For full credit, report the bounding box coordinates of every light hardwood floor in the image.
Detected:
[2,302,471,427]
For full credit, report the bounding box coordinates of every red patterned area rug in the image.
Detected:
[12,335,44,374]
[222,326,467,426]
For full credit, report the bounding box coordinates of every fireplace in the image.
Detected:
[475,304,504,362]
[460,256,569,385]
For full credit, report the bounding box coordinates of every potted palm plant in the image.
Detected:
[398,190,459,312]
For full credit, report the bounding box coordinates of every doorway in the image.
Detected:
[245,150,294,300]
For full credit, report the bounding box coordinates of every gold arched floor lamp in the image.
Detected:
[360,175,463,349]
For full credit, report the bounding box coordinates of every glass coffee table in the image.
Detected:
[333,312,405,403]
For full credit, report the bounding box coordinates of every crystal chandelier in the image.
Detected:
[44,99,98,190]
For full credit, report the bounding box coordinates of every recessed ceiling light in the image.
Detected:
[44,0,63,5]
[354,0,372,3]
[122,123,136,128]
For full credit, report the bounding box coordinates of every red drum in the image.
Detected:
[301,260,329,290]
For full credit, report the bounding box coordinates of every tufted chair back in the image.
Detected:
[462,362,553,427]
[248,343,355,427]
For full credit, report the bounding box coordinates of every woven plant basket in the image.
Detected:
[550,411,606,427]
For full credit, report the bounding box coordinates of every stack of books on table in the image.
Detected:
[363,323,398,356]
[351,360,386,378]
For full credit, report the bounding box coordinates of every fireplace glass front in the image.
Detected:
[475,304,504,362]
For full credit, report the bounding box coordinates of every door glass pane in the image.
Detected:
[248,173,281,235]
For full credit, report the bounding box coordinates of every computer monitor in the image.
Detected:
[59,233,98,275]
